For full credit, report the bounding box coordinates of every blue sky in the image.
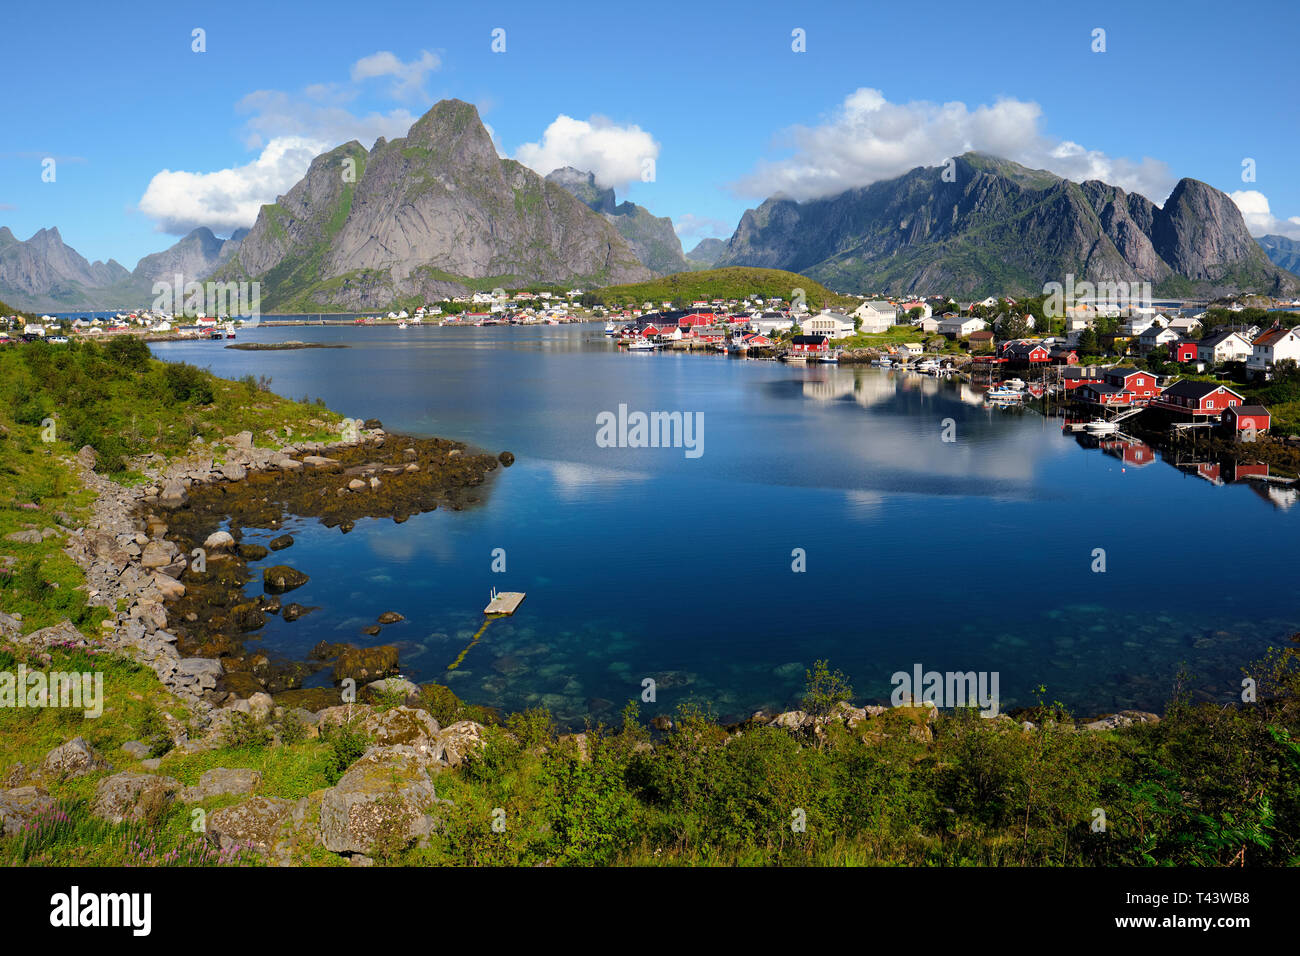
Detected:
[3,0,1298,268]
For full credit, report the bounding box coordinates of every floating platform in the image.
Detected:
[484,591,526,616]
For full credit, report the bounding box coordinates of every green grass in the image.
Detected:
[592,267,858,311]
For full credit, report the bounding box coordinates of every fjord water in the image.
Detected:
[150,325,1296,724]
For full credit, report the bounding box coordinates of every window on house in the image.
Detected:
[1206,400,1214,409]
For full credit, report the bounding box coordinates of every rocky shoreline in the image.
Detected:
[35,419,511,724]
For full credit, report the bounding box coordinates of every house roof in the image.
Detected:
[1253,327,1293,347]
[1083,382,1127,394]
[1199,329,1246,348]
[791,335,828,345]
[1160,380,1243,401]
[1228,404,1269,417]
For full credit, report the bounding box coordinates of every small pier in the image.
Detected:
[484,589,526,616]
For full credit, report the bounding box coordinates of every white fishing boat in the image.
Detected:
[627,338,656,351]
[985,386,1024,403]
[872,357,892,368]
[1084,418,1119,435]
[815,350,840,364]
[1004,377,1026,390]
[603,322,616,336]
[397,321,408,329]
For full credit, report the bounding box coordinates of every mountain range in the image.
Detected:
[544,167,688,275]
[1256,234,1300,275]
[209,100,650,311]
[715,153,1299,298]
[0,225,246,312]
[5,114,1299,312]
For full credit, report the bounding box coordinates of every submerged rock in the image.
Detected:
[263,565,309,593]
[333,645,399,683]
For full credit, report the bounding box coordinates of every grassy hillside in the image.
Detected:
[592,267,857,311]
[0,337,342,480]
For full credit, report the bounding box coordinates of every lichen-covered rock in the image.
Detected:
[92,772,181,824]
[181,767,263,803]
[364,706,442,757]
[0,786,56,836]
[438,720,488,768]
[205,796,296,858]
[40,737,110,779]
[318,747,443,855]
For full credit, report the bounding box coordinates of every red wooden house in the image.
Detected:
[1222,404,1270,437]
[1061,365,1104,391]
[1152,380,1244,417]
[1102,368,1161,402]
[1078,382,1134,406]
[1169,340,1199,363]
[790,334,829,355]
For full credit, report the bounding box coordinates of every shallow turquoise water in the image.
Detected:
[149,324,1296,724]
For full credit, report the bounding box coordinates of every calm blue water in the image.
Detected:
[148,324,1297,724]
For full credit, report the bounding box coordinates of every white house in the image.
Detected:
[1196,329,1252,365]
[1248,327,1300,373]
[938,315,987,338]
[803,310,855,339]
[899,300,932,320]
[1138,324,1179,353]
[915,316,941,333]
[852,300,898,333]
[1168,316,1203,336]
[1122,313,1163,337]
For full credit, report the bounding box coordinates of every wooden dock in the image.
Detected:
[484,591,526,615]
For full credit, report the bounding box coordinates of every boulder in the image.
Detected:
[333,646,399,683]
[205,796,296,857]
[0,786,56,836]
[238,543,269,561]
[175,657,223,691]
[364,707,443,757]
[203,531,236,552]
[151,572,185,600]
[75,445,98,470]
[318,748,442,855]
[181,767,263,803]
[140,541,173,569]
[282,603,313,622]
[92,772,181,824]
[40,737,110,779]
[229,601,267,632]
[438,721,488,768]
[263,565,309,593]
[377,611,405,625]
[269,534,294,551]
[158,478,188,509]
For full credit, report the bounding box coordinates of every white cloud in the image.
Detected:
[514,115,659,191]
[1229,189,1300,239]
[236,89,419,152]
[139,80,425,236]
[735,88,1176,204]
[674,213,730,240]
[350,50,441,100]
[138,137,325,235]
